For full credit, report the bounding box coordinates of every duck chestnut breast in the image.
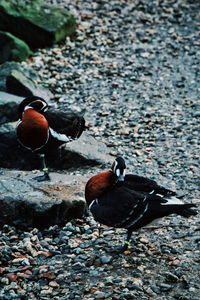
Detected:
[85,171,117,205]
[16,96,86,181]
[85,156,197,254]
[17,108,49,151]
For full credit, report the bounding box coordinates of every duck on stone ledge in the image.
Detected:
[16,96,85,181]
[85,157,197,253]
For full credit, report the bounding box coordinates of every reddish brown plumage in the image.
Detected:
[85,171,117,205]
[17,108,49,151]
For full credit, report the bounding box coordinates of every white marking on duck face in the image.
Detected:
[112,160,117,173]
[116,169,120,177]
[29,100,48,111]
[24,106,33,111]
[161,196,183,206]
[49,128,73,143]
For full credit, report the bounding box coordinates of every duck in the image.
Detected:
[85,157,197,253]
[16,96,85,181]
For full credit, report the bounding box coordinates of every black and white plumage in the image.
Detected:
[16,96,85,181]
[85,157,197,253]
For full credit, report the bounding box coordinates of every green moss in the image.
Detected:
[0,0,76,48]
[9,36,32,61]
[0,0,76,31]
[0,31,32,63]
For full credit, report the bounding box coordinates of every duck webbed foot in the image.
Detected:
[33,154,51,181]
[109,229,132,254]
[109,241,130,254]
[33,169,50,182]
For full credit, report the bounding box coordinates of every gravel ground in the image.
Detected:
[0,0,200,299]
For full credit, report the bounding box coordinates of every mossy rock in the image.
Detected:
[0,0,76,48]
[0,31,32,63]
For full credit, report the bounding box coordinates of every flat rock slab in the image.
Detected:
[59,132,113,168]
[0,0,76,48]
[0,129,112,169]
[6,69,53,100]
[0,91,23,124]
[0,88,52,126]
[0,170,87,229]
[0,61,39,92]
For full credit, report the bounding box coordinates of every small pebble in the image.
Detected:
[0,1,199,300]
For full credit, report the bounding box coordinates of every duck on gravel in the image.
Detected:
[85,157,197,253]
[16,96,85,181]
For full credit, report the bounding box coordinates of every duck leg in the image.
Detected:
[110,229,132,254]
[33,154,50,181]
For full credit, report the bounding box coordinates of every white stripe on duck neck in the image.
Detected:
[24,106,33,111]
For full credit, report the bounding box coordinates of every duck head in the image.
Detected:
[111,156,126,184]
[18,96,48,119]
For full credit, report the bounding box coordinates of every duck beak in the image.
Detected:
[117,174,125,182]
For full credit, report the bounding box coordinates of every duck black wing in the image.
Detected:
[44,109,85,140]
[124,174,176,197]
[89,186,165,229]
[123,175,197,229]
[90,184,197,231]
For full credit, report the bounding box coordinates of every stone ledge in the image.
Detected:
[0,170,87,229]
[0,129,112,170]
